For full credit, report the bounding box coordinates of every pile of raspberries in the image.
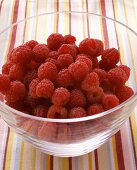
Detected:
[0,33,134,119]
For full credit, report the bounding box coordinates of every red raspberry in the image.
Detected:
[29,78,40,98]
[79,38,104,57]
[10,45,32,65]
[87,104,104,115]
[5,81,26,102]
[69,89,86,108]
[2,62,14,75]
[56,69,73,87]
[68,61,89,82]
[92,58,99,69]
[118,65,130,80]
[57,54,74,69]
[93,69,107,83]
[38,62,58,82]
[45,58,57,66]
[101,78,116,93]
[9,64,26,81]
[101,48,120,65]
[76,55,92,72]
[47,51,59,60]
[33,105,48,117]
[24,70,37,87]
[81,72,99,92]
[26,60,41,70]
[6,101,25,111]
[24,94,41,107]
[64,34,76,44]
[102,94,119,110]
[69,107,87,118]
[33,44,49,62]
[25,40,39,49]
[47,33,64,50]
[107,67,127,86]
[0,74,11,92]
[58,44,77,57]
[36,79,54,98]
[116,85,134,103]
[47,105,68,118]
[99,59,116,71]
[86,87,104,104]
[52,87,70,106]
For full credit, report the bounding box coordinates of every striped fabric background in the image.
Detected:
[0,0,137,170]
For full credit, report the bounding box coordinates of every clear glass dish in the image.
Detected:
[0,11,137,157]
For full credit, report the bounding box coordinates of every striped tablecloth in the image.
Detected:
[0,0,137,170]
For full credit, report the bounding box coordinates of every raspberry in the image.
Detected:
[101,48,120,65]
[29,78,40,98]
[87,104,104,115]
[24,70,37,87]
[2,62,14,75]
[68,61,89,82]
[10,45,32,65]
[52,87,70,106]
[93,69,107,83]
[101,78,116,93]
[45,58,57,66]
[0,74,11,92]
[6,101,24,111]
[56,69,73,87]
[5,81,26,102]
[33,44,49,62]
[69,107,87,118]
[99,59,116,71]
[102,94,119,110]
[69,89,86,108]
[79,38,104,57]
[36,79,54,98]
[86,87,104,104]
[118,65,130,80]
[107,67,127,86]
[64,34,76,44]
[47,33,64,50]
[57,54,74,69]
[26,60,40,70]
[76,55,92,72]
[47,105,68,118]
[9,64,26,81]
[47,51,59,60]
[58,44,77,57]
[33,105,48,117]
[81,72,99,92]
[25,40,39,49]
[116,85,134,103]
[24,94,41,107]
[92,58,99,69]
[38,62,58,82]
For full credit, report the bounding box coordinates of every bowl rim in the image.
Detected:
[0,11,137,123]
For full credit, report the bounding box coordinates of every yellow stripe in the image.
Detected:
[88,153,92,170]
[19,142,24,170]
[32,148,36,170]
[63,0,69,34]
[5,130,14,170]
[24,0,31,42]
[112,137,119,170]
[54,0,58,33]
[5,0,16,60]
[130,112,137,157]
[61,158,69,170]
[46,155,50,170]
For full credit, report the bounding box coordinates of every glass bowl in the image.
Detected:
[0,11,137,157]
